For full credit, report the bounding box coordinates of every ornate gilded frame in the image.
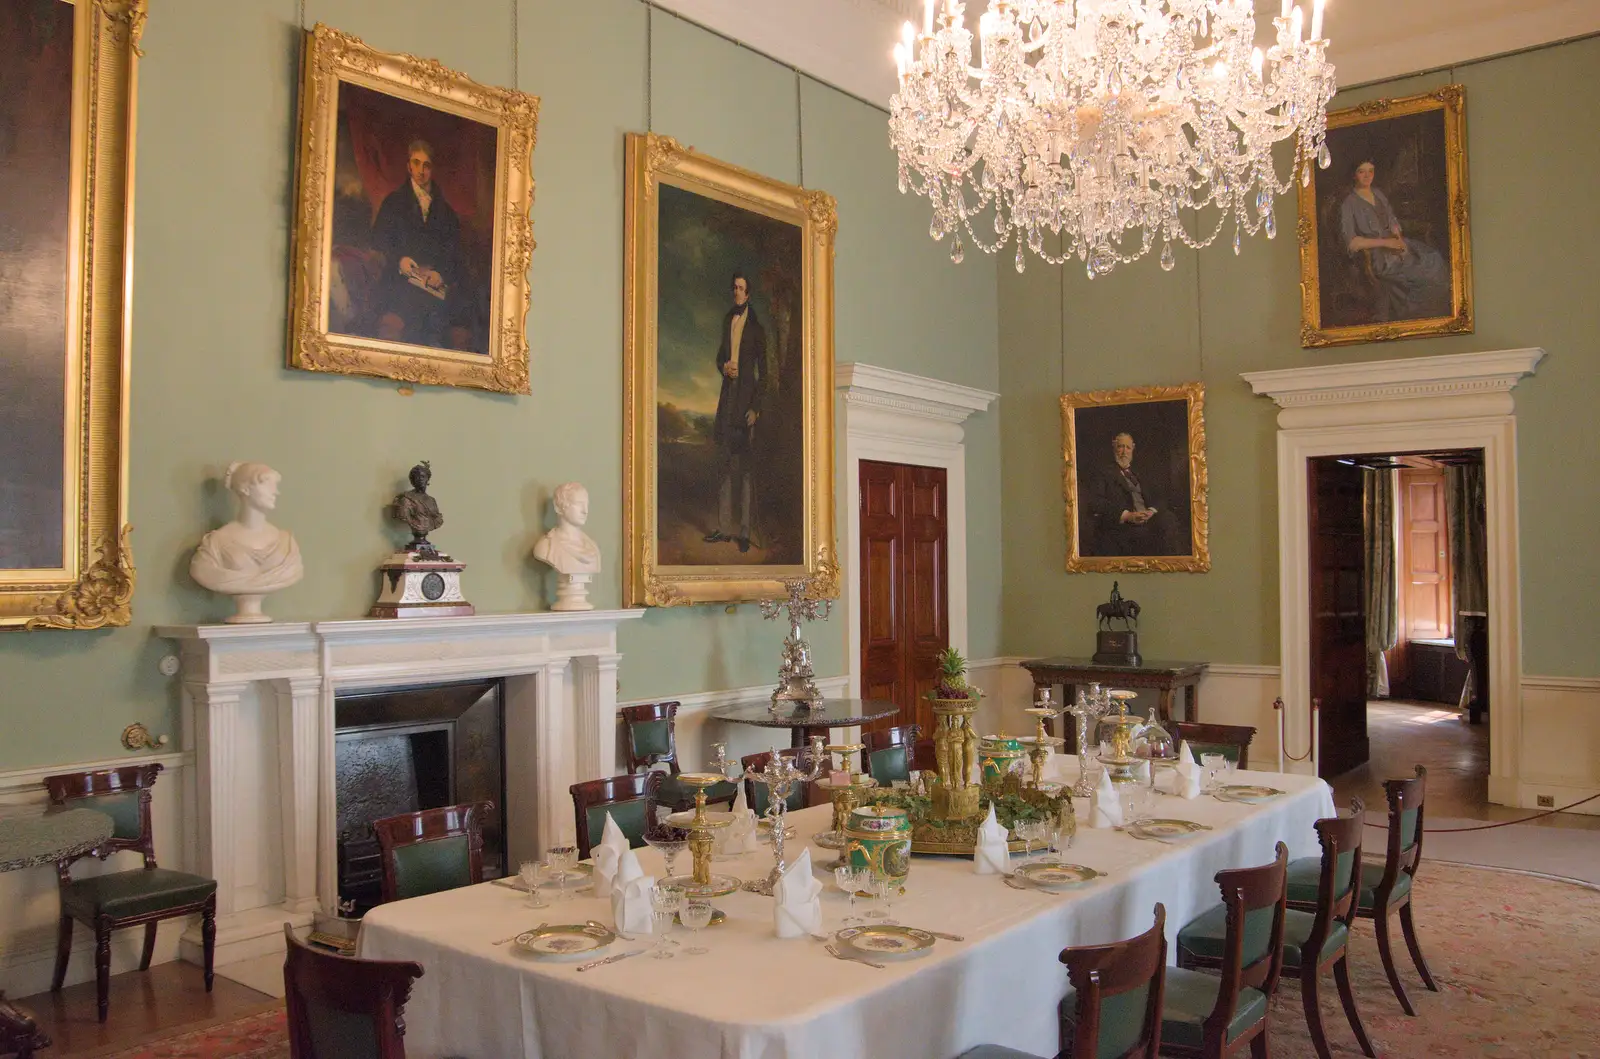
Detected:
[1297,86,1473,348]
[623,133,838,607]
[286,24,539,394]
[6,1,144,630]
[1060,382,1210,574]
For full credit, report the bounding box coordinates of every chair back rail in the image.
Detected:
[283,923,422,1059]
[45,763,163,875]
[1170,722,1257,770]
[739,747,819,817]
[569,771,662,860]
[1306,798,1366,961]
[1377,765,1427,900]
[618,701,683,775]
[372,802,493,904]
[1207,842,1289,1049]
[1060,903,1167,1059]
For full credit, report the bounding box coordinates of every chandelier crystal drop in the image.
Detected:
[888,0,1337,277]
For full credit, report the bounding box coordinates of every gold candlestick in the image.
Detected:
[814,743,878,867]
[1021,705,1065,789]
[663,773,739,897]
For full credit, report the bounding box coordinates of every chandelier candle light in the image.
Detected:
[889,0,1337,276]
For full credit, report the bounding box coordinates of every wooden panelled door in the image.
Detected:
[1400,467,1453,638]
[1308,457,1369,780]
[859,460,949,738]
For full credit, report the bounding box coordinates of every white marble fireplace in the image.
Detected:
[158,610,642,963]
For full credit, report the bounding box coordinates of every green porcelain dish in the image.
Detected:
[845,805,912,886]
[979,736,1027,784]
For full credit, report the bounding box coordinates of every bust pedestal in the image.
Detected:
[551,572,593,612]
[226,594,272,625]
[370,551,474,618]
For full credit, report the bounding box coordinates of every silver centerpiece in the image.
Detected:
[711,737,826,896]
[1068,683,1112,798]
[759,577,832,708]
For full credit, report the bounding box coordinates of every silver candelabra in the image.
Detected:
[711,736,826,896]
[1069,683,1113,798]
[759,577,832,708]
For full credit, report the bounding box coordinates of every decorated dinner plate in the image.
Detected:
[1215,784,1285,804]
[513,923,614,959]
[1014,862,1104,889]
[835,925,936,960]
[1128,818,1211,840]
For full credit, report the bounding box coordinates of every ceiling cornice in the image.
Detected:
[652,0,1600,114]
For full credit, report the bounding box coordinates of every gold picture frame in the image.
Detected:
[1060,383,1209,574]
[1297,86,1473,348]
[287,24,539,394]
[3,1,144,630]
[623,133,838,606]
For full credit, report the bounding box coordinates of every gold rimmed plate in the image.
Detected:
[1128,818,1212,840]
[1014,862,1105,890]
[835,925,936,960]
[513,923,615,960]
[1215,785,1286,804]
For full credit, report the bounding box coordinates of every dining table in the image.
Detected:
[359,764,1335,1059]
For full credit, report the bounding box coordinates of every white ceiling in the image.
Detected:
[652,0,1600,107]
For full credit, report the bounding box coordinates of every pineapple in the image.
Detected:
[932,647,977,701]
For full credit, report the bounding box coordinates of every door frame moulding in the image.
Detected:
[837,363,997,698]
[1242,348,1544,804]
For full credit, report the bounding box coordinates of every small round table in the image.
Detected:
[0,807,114,874]
[709,698,901,749]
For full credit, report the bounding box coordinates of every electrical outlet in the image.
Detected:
[1536,795,1554,808]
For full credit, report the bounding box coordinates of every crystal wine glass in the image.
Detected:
[1201,753,1227,794]
[679,900,713,955]
[644,825,688,879]
[547,845,577,901]
[517,859,549,908]
[873,874,899,926]
[649,884,680,959]
[833,866,863,927]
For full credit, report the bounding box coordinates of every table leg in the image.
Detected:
[1060,683,1079,753]
[1186,682,1200,722]
[1157,687,1176,726]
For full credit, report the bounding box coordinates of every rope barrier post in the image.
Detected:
[1274,695,1284,773]
[1311,696,1321,777]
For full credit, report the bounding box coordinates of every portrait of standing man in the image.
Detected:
[705,273,766,553]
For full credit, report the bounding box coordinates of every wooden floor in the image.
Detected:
[14,961,276,1058]
[1330,698,1600,831]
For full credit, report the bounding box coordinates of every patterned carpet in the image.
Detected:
[97,864,1599,1058]
[102,1009,286,1059]
[1268,863,1600,1058]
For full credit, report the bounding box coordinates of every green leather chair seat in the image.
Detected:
[584,801,650,858]
[657,774,736,812]
[629,719,673,761]
[1159,967,1267,1049]
[61,868,217,922]
[1281,909,1349,969]
[1178,903,1348,969]
[1287,857,1410,909]
[956,1047,1044,1059]
[867,745,912,785]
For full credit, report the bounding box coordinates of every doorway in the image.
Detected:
[1308,450,1488,792]
[858,459,949,738]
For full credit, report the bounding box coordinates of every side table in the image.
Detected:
[1018,657,1209,752]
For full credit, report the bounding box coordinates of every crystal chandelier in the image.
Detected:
[888,0,1337,276]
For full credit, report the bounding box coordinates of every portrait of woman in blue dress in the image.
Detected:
[1337,158,1451,323]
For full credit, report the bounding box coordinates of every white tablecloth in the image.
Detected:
[360,768,1334,1059]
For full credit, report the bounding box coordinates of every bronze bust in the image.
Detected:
[391,461,444,556]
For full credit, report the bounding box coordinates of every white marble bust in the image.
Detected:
[190,461,303,623]
[533,482,601,575]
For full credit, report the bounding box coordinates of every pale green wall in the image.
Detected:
[999,36,1600,677]
[0,0,1000,770]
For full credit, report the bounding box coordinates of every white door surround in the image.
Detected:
[837,363,998,698]
[1242,348,1544,804]
[158,609,641,963]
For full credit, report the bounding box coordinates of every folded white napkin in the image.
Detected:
[973,802,1011,874]
[591,812,629,895]
[1173,739,1203,799]
[1089,768,1124,828]
[1135,759,1152,784]
[610,868,656,936]
[723,787,760,854]
[773,848,823,938]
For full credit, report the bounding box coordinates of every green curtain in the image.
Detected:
[1363,469,1399,698]
[1446,464,1489,707]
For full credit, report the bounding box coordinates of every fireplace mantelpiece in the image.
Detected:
[157,609,641,963]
